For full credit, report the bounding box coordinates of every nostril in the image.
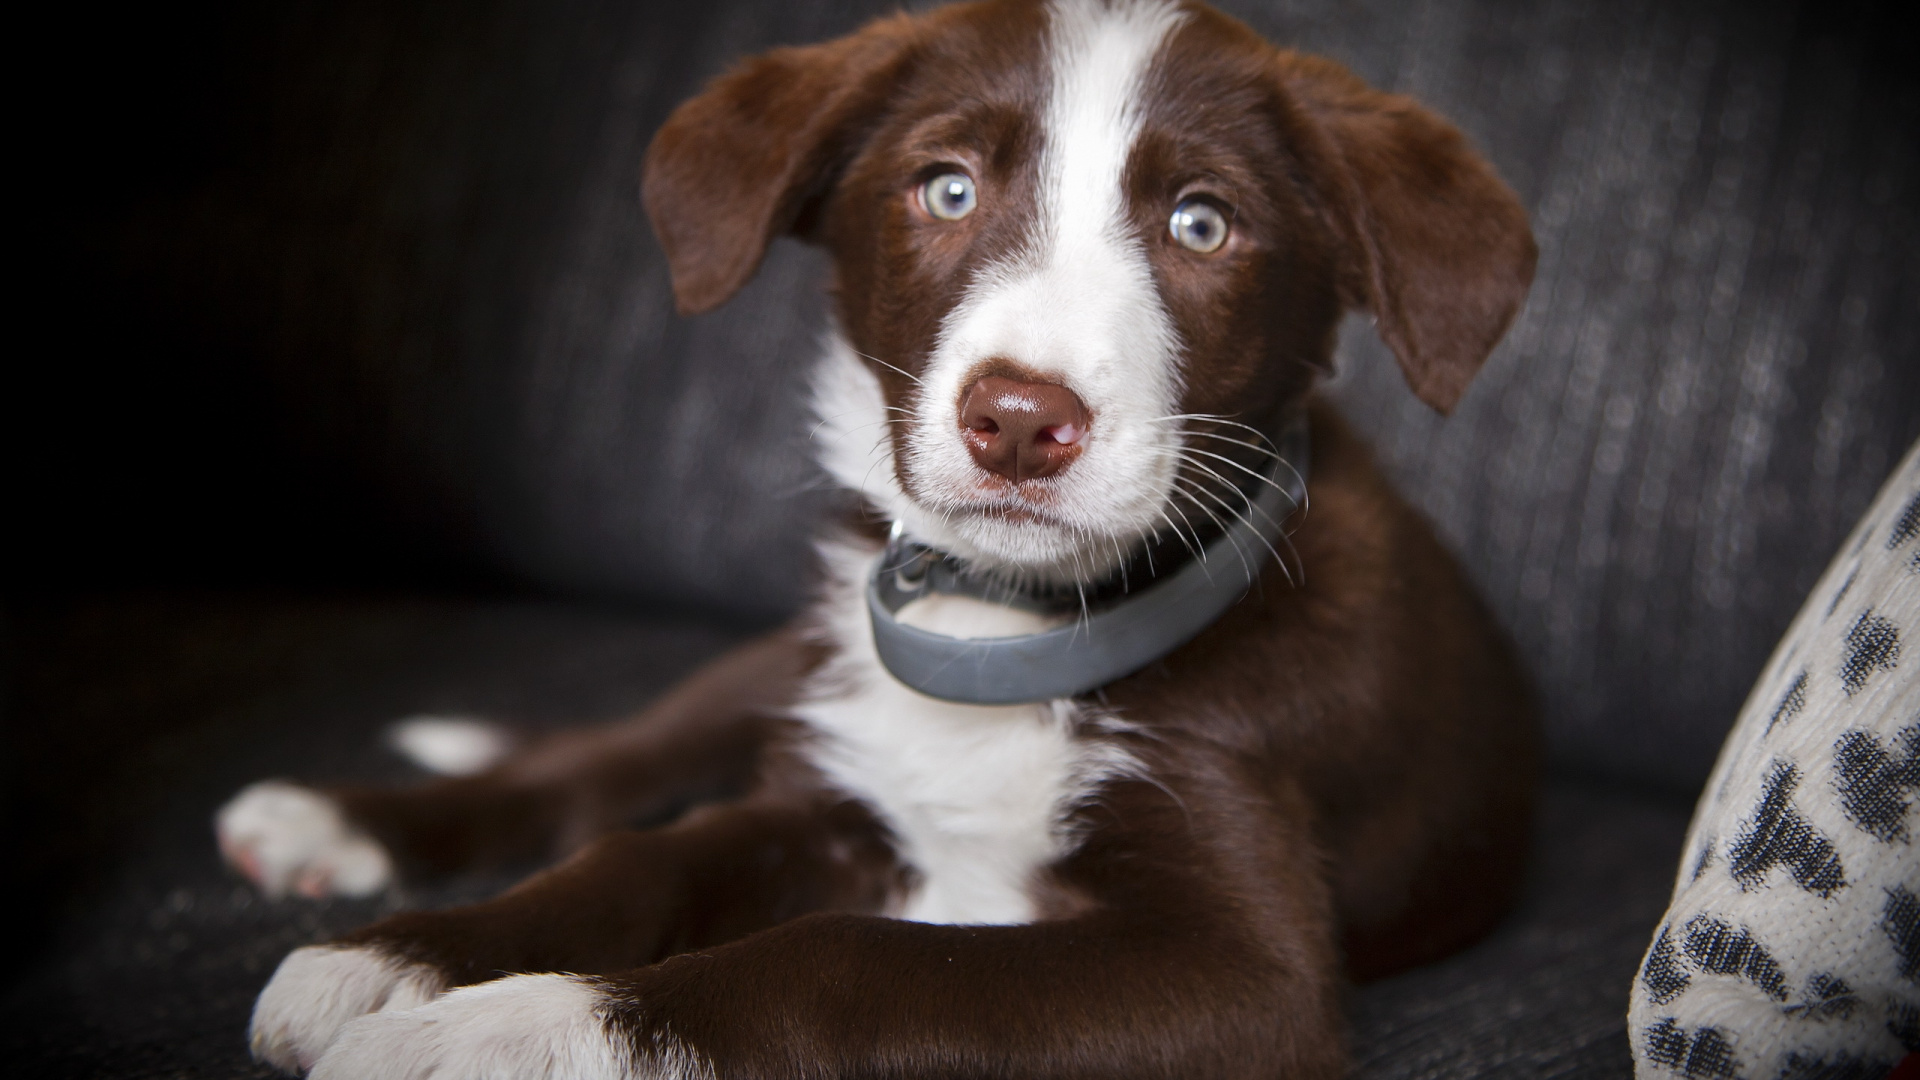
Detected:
[1042,422,1084,445]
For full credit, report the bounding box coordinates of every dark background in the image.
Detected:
[5,0,1918,1075]
[15,0,1919,782]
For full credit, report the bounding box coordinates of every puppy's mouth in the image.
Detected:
[893,429,1185,582]
[914,467,1077,528]
[987,506,1045,525]
[945,493,1070,529]
[897,479,1139,582]
[972,501,1061,527]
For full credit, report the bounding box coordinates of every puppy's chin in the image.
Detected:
[895,500,1135,586]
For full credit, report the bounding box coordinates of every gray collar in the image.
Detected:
[867,410,1310,704]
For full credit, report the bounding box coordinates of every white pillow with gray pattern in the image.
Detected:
[1630,440,1920,1080]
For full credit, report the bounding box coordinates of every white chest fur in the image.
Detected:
[793,541,1129,925]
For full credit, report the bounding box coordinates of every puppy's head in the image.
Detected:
[645,0,1534,581]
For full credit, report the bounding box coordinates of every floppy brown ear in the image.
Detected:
[643,15,923,316]
[1276,52,1536,414]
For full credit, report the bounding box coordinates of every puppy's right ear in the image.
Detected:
[643,15,922,316]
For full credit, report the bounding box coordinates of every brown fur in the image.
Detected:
[249,3,1540,1076]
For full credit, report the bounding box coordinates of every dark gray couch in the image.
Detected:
[7,0,1916,1076]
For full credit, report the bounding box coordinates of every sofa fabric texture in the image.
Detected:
[7,0,1919,1077]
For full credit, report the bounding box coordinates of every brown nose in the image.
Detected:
[958,375,1091,482]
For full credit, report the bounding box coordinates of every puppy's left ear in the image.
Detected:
[1276,53,1537,414]
[644,14,923,316]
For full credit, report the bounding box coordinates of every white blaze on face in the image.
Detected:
[798,2,1180,932]
[892,0,1189,579]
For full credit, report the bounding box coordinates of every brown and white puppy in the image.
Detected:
[215,0,1540,1076]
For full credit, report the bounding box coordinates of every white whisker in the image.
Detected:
[1174,476,1279,577]
[1153,507,1203,566]
[1176,445,1296,504]
[1164,453,1289,537]
[1144,412,1279,448]
[1170,482,1250,579]
[853,349,923,385]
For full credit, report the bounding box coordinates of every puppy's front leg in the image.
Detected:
[309,784,1347,1080]
[248,790,896,1073]
[219,627,820,896]
[310,906,1341,1080]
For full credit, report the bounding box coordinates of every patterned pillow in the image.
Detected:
[1630,440,1920,1080]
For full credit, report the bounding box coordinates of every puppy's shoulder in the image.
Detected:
[1249,397,1470,635]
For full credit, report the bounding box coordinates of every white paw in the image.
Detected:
[386,715,511,776]
[217,780,393,898]
[250,944,446,1073]
[310,973,633,1080]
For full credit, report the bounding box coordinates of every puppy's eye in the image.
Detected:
[1169,199,1228,253]
[921,172,977,221]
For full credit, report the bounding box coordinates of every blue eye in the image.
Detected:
[1169,199,1228,253]
[921,172,977,221]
